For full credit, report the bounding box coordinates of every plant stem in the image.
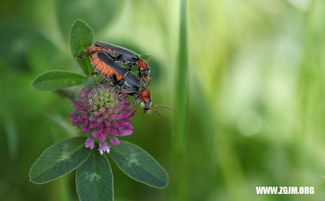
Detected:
[171,0,189,200]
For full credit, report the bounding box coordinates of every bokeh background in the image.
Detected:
[0,0,324,201]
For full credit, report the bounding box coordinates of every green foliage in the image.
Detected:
[29,137,92,184]
[76,152,113,201]
[140,54,151,61]
[32,70,87,91]
[28,18,169,201]
[70,19,94,76]
[110,141,169,188]
[172,0,189,199]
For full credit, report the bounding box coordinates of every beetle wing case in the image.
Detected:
[95,41,139,61]
[97,52,128,75]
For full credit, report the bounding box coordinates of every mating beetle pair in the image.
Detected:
[84,42,150,79]
[78,42,153,112]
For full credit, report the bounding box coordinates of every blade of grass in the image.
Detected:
[188,0,251,199]
[175,0,188,150]
[171,0,189,200]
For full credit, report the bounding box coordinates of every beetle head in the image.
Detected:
[140,88,152,113]
[137,59,150,77]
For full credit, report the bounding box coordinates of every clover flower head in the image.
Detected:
[70,84,136,154]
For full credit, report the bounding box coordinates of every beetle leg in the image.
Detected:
[130,99,138,109]
[143,76,151,86]
[110,74,120,85]
[127,63,133,71]
[116,77,126,86]
[91,72,99,76]
[75,53,89,60]
[114,71,128,86]
[100,77,108,84]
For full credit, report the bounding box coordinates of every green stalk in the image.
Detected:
[175,0,188,148]
[170,0,189,200]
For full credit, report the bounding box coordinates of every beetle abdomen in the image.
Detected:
[89,52,124,80]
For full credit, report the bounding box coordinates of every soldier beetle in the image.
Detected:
[84,41,150,78]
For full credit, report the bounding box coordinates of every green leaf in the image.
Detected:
[32,70,87,91]
[110,141,169,189]
[140,54,151,61]
[29,137,91,184]
[57,0,122,43]
[76,152,113,201]
[70,19,94,75]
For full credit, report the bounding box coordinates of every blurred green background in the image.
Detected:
[0,0,324,201]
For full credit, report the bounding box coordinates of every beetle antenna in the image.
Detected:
[152,110,175,136]
[153,104,177,112]
[75,53,88,60]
